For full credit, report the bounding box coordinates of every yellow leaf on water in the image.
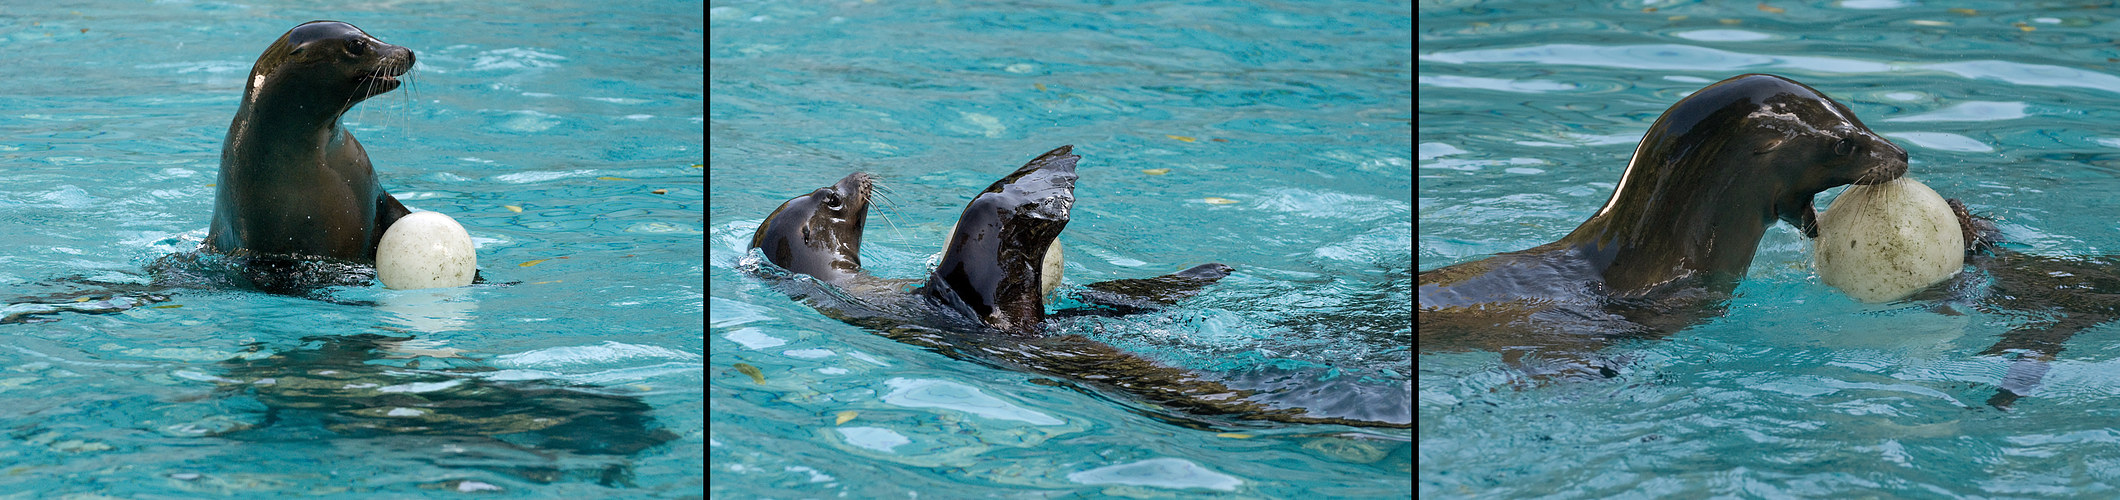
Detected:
[519,259,549,267]
[733,363,765,384]
[72,296,91,303]
[1203,197,1238,205]
[1949,8,1977,15]
[836,411,858,425]
[1165,135,1196,143]
[652,189,668,194]
[1141,168,1170,175]
[532,280,563,285]
[1756,3,1784,14]
[598,176,630,181]
[1035,83,1047,92]
[504,205,523,213]
[1216,433,1253,439]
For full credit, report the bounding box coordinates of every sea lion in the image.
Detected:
[745,147,1405,428]
[1420,74,1908,368]
[207,21,414,268]
[749,146,1223,334]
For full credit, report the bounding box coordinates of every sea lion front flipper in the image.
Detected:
[1061,263,1233,316]
[371,191,412,252]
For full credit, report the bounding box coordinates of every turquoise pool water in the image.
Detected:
[1423,1,2120,497]
[709,0,1412,497]
[0,2,701,497]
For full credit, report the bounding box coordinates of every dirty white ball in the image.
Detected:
[1040,239,1063,299]
[1814,178,1963,303]
[377,211,477,290]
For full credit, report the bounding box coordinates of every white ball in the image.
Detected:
[377,211,478,290]
[1813,178,1964,303]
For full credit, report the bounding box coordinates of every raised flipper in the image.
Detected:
[370,192,413,257]
[1059,263,1232,316]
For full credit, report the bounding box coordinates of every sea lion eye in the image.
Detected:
[345,40,367,57]
[1834,138,1856,156]
[821,192,842,209]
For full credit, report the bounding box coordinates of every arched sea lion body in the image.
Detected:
[745,146,1404,428]
[207,21,414,267]
[1420,74,1909,364]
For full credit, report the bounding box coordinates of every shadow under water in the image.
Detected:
[208,334,676,487]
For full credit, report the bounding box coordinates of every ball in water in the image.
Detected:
[1813,178,1964,303]
[377,211,477,290]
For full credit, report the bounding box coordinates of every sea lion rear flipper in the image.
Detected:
[1062,263,1233,315]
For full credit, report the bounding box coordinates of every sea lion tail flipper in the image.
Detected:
[1064,263,1233,315]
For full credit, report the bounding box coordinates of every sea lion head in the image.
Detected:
[1661,74,1906,238]
[925,146,1079,334]
[1598,74,1906,240]
[750,172,873,284]
[242,21,415,116]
